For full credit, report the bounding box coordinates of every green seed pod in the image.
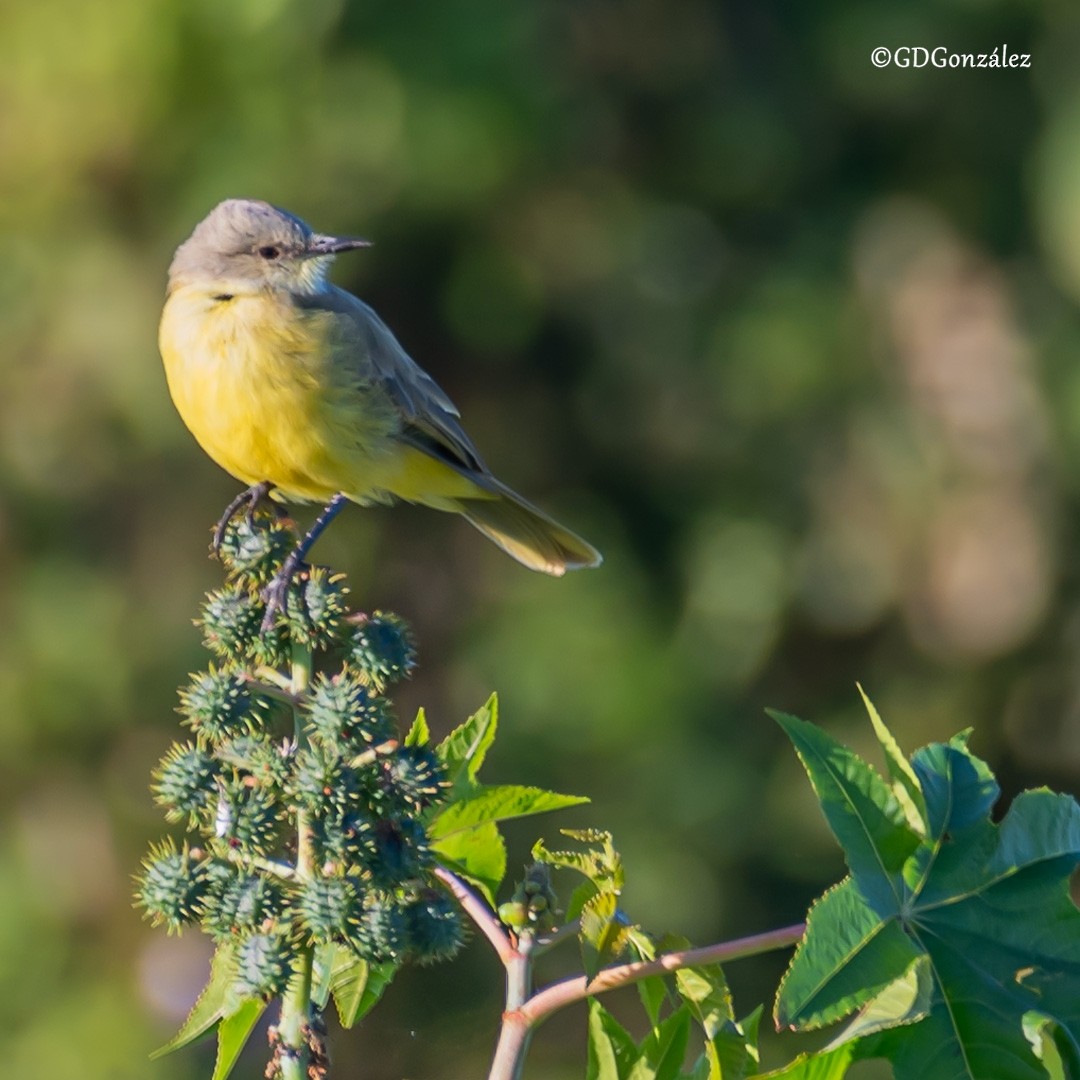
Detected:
[364,816,431,889]
[346,611,417,691]
[211,783,280,854]
[200,871,286,942]
[290,744,362,814]
[152,743,218,824]
[179,668,261,744]
[286,567,349,651]
[233,930,294,999]
[216,511,294,587]
[298,876,360,943]
[349,891,405,963]
[310,806,378,869]
[215,734,291,792]
[379,746,447,813]
[198,585,263,662]
[305,671,394,749]
[245,619,292,669]
[497,901,530,932]
[403,889,464,965]
[135,840,209,933]
[511,862,558,929]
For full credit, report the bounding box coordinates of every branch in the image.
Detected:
[533,918,581,955]
[435,866,516,964]
[521,922,805,1025]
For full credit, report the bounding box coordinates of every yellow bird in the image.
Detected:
[159,199,601,622]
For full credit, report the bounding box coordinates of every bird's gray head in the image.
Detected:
[167,199,370,296]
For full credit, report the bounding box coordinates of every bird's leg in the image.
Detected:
[260,493,349,633]
[212,481,278,555]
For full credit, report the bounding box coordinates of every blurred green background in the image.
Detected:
[2,0,1079,1076]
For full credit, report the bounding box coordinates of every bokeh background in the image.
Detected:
[2,0,1079,1076]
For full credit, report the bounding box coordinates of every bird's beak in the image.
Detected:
[305,233,373,257]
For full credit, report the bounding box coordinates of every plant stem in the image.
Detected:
[434,866,514,963]
[278,640,315,1079]
[485,921,805,1080]
[278,949,315,1080]
[488,929,536,1080]
[521,922,805,1024]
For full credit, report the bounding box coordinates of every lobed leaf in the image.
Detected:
[152,943,238,1058]
[432,819,507,904]
[212,999,265,1080]
[775,704,1080,1080]
[429,785,588,839]
[436,694,498,793]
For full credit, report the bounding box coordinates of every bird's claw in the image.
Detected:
[212,481,277,557]
[259,559,307,634]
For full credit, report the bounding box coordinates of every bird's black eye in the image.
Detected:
[258,245,281,260]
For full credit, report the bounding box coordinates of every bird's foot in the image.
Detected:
[212,482,278,556]
[260,554,308,634]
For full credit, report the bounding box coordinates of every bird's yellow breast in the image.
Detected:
[159,286,399,503]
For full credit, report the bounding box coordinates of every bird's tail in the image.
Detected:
[455,481,602,576]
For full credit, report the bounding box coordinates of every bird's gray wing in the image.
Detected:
[300,285,487,474]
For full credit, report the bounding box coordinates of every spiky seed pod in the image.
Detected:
[135,840,209,933]
[215,511,294,587]
[215,734,291,792]
[290,744,362,814]
[305,672,394,748]
[346,611,417,691]
[179,668,261,744]
[349,891,405,963]
[210,783,280,854]
[286,567,349,651]
[200,872,286,942]
[363,816,432,889]
[198,585,263,662]
[152,743,219,824]
[233,930,295,999]
[379,746,447,813]
[310,807,378,870]
[298,876,360,943]
[245,619,292,670]
[403,889,465,964]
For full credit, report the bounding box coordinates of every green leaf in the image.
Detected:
[436,694,497,791]
[581,890,632,982]
[748,1043,856,1080]
[675,962,752,1080]
[212,999,265,1080]
[311,942,338,1009]
[825,953,932,1047]
[771,711,920,901]
[638,974,669,1029]
[429,785,588,839]
[331,953,398,1028]
[910,734,998,840]
[633,1006,692,1080]
[152,943,237,1058]
[405,707,429,747]
[587,999,640,1080]
[675,963,734,1039]
[776,707,1080,1080]
[1024,1012,1079,1080]
[432,820,507,905]
[776,879,920,1030]
[567,878,600,922]
[533,829,624,893]
[857,684,927,836]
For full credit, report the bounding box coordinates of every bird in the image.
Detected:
[159,199,601,626]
